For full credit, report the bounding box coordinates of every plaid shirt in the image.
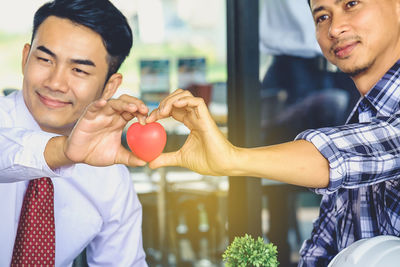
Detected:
[295,60,400,266]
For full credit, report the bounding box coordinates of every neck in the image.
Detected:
[352,56,400,97]
[352,68,384,96]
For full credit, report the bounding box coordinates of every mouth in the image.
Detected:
[332,41,359,59]
[37,92,72,109]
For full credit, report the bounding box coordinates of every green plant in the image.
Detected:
[222,234,279,267]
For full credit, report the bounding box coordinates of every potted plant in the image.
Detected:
[222,234,279,267]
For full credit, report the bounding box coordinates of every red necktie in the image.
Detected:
[11,177,56,266]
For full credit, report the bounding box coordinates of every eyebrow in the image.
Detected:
[312,0,344,15]
[36,45,96,67]
[71,58,96,67]
[37,45,55,57]
[312,6,325,15]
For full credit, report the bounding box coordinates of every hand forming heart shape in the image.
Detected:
[126,122,167,162]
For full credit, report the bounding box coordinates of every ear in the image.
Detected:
[21,44,31,75]
[101,73,122,100]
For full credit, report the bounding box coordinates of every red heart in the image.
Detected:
[126,122,167,162]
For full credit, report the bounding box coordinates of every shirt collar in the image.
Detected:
[364,60,400,116]
[347,60,400,123]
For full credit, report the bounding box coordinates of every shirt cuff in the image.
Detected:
[295,129,347,194]
[13,131,65,180]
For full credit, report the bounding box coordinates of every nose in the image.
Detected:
[328,14,349,39]
[43,65,69,93]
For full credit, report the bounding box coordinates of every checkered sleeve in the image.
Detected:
[295,114,400,194]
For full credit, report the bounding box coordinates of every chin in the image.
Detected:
[36,117,74,134]
[338,60,373,77]
[342,66,369,77]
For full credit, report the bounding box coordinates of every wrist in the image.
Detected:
[229,146,247,176]
[45,136,74,170]
[214,144,244,177]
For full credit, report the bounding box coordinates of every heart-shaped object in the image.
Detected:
[126,122,167,162]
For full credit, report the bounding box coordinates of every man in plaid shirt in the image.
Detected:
[146,0,400,265]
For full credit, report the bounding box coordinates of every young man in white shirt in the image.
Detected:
[0,0,148,265]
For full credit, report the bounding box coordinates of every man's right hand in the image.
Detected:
[45,94,149,169]
[146,89,239,176]
[145,89,330,188]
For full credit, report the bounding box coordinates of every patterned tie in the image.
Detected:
[11,177,56,266]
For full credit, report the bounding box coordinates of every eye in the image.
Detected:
[37,57,52,64]
[316,14,329,24]
[73,68,89,75]
[346,0,358,8]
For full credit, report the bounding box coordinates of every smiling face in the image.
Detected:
[22,16,121,135]
[310,0,400,82]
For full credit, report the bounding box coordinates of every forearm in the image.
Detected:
[231,140,329,188]
[0,128,63,182]
[44,136,74,170]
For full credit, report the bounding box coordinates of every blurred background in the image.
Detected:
[1,0,358,266]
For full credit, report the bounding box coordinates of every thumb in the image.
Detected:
[148,151,180,169]
[117,146,147,167]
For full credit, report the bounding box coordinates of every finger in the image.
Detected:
[147,89,190,122]
[158,90,192,116]
[118,94,149,115]
[103,99,139,116]
[162,88,186,99]
[172,95,205,109]
[167,88,188,99]
[146,90,193,122]
[116,146,147,167]
[146,109,159,123]
[121,111,135,122]
[101,99,150,125]
[146,107,166,123]
[127,154,147,167]
[148,151,179,169]
[83,99,108,119]
[94,98,108,107]
[158,96,208,124]
[136,113,147,125]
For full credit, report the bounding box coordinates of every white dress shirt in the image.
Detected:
[259,0,321,58]
[0,90,147,266]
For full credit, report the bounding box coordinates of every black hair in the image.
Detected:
[32,0,133,79]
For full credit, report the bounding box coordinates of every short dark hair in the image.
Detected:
[32,0,133,79]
